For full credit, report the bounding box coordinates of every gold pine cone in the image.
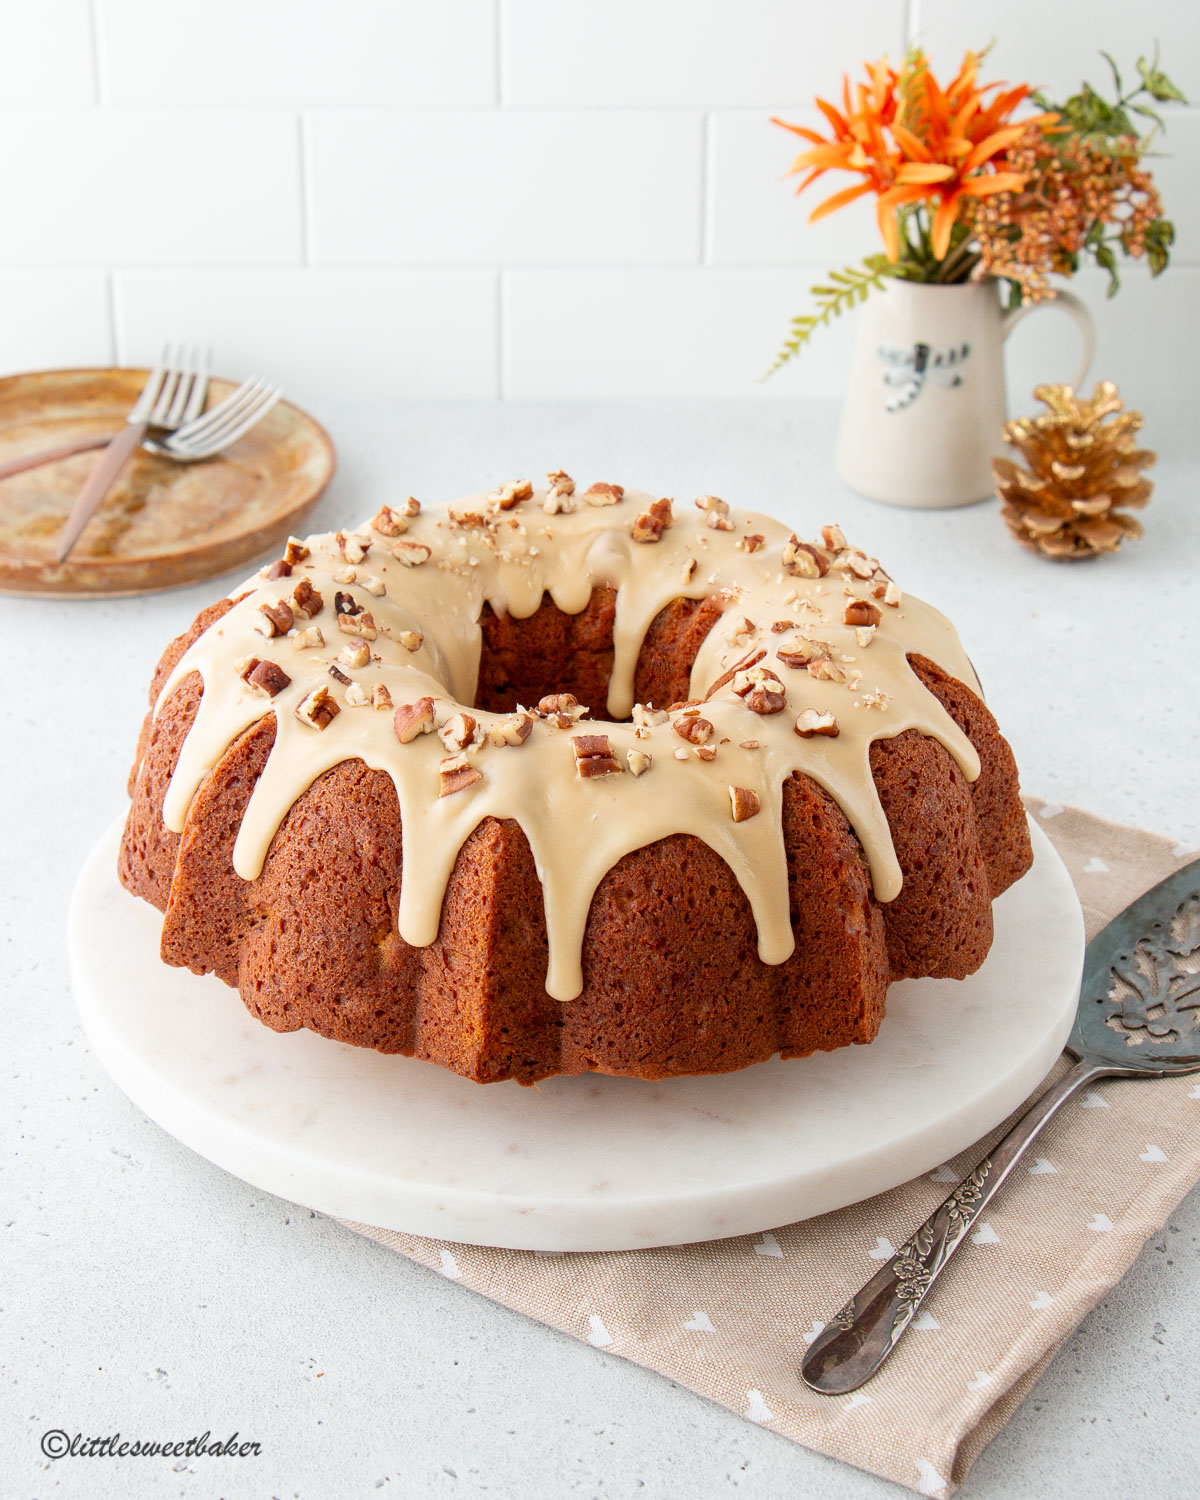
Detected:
[993,381,1155,560]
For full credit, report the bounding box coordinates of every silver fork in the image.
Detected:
[146,376,282,463]
[54,343,210,561]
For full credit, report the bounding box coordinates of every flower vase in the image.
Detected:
[834,280,1094,508]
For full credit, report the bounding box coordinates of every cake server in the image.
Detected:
[802,853,1200,1396]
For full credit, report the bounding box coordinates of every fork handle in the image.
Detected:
[0,433,114,482]
[801,1057,1113,1395]
[53,422,148,563]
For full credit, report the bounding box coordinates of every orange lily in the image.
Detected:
[773,49,1058,264]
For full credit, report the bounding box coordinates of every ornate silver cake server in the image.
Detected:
[802,854,1200,1396]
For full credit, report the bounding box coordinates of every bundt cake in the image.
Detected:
[119,474,1032,1084]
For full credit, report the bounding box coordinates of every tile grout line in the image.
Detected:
[298,113,312,266]
[496,0,507,106]
[87,0,104,104]
[496,271,508,398]
[108,271,123,365]
[700,113,712,266]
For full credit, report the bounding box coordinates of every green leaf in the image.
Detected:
[1100,50,1124,98]
[1136,54,1188,103]
[1092,241,1121,297]
[760,259,889,378]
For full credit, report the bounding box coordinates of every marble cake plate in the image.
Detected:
[70,814,1083,1252]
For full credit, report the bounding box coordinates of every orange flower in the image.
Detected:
[774,50,1058,263]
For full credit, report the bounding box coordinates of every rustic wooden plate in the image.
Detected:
[0,368,335,597]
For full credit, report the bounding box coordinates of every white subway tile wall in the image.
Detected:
[0,1,1194,405]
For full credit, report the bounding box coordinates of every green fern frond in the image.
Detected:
[761,260,890,379]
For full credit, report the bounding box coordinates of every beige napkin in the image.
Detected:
[340,801,1199,1497]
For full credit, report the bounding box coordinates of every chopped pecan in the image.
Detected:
[334,589,361,617]
[403,496,421,517]
[392,540,432,566]
[632,496,673,543]
[732,666,787,715]
[855,624,877,648]
[871,579,902,607]
[693,744,717,761]
[291,625,324,651]
[626,748,653,776]
[776,635,830,670]
[359,574,386,597]
[820,523,848,551]
[283,536,310,565]
[703,647,767,702]
[266,558,292,580]
[631,702,668,729]
[292,577,323,617]
[332,566,357,585]
[572,734,622,777]
[535,692,587,728]
[337,639,370,670]
[582,481,624,507]
[393,697,436,744]
[245,659,291,697]
[844,598,882,628]
[546,468,575,496]
[673,747,689,761]
[724,615,755,648]
[345,682,370,708]
[371,504,408,537]
[728,785,761,822]
[488,478,533,510]
[543,477,576,515]
[838,548,877,580]
[794,708,840,738]
[770,619,798,634]
[488,712,534,747]
[328,664,351,686]
[253,600,294,638]
[439,753,483,797]
[336,530,371,564]
[295,685,339,729]
[737,532,765,553]
[337,610,377,640]
[397,629,423,652]
[439,712,478,752]
[371,683,394,711]
[860,689,890,711]
[808,659,847,684]
[694,494,732,531]
[782,535,829,578]
[738,738,760,750]
[673,715,713,745]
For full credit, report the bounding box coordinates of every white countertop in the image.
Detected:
[5,399,1198,1500]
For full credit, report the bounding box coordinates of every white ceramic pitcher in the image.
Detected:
[834,279,1094,508]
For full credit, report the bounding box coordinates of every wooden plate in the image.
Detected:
[0,368,335,597]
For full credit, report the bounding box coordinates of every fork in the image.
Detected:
[53,344,210,562]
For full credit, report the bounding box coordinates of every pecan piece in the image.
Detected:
[371,504,407,537]
[295,685,339,729]
[371,683,394,711]
[345,682,369,708]
[334,589,361,617]
[266,557,292,580]
[632,496,673,542]
[337,639,370,670]
[337,610,377,640]
[439,753,483,797]
[328,664,351,686]
[253,600,294,638]
[488,712,534,747]
[631,702,668,729]
[782,535,829,578]
[245,659,291,697]
[844,598,882,628]
[582,481,624,507]
[776,636,830,671]
[808,659,847,684]
[488,478,533,510]
[728,785,761,822]
[292,577,323,618]
[572,734,623,777]
[626,748,653,776]
[283,537,310,565]
[794,708,840,738]
[673,715,713,745]
[820,523,848,551]
[397,629,423,652]
[335,530,371,564]
[393,696,436,744]
[694,493,732,531]
[439,712,478,752]
[737,532,765,553]
[392,540,432,566]
[536,692,587,728]
[291,625,324,651]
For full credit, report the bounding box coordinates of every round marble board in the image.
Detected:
[71,815,1083,1251]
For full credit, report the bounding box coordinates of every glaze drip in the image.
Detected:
[155,485,981,1000]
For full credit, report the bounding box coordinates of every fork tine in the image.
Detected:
[181,346,211,425]
[168,385,283,459]
[149,342,185,426]
[162,344,199,427]
[174,376,268,445]
[128,344,171,423]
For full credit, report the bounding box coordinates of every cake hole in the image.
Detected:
[473,588,722,720]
